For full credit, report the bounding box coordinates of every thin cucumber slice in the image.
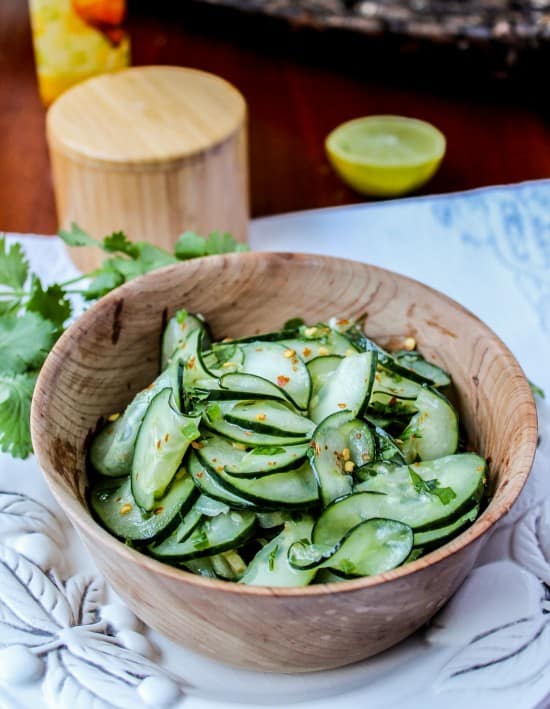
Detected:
[310,411,375,506]
[179,329,218,388]
[373,366,422,399]
[183,557,217,577]
[225,400,315,438]
[288,518,413,577]
[241,342,311,410]
[307,355,343,396]
[149,508,256,561]
[400,387,458,462]
[210,550,247,580]
[240,516,316,587]
[280,331,358,362]
[310,351,377,424]
[257,511,291,528]
[89,368,171,477]
[372,426,406,465]
[205,372,299,408]
[148,503,203,553]
[194,495,230,517]
[204,404,309,446]
[318,453,486,539]
[161,310,208,370]
[204,344,244,377]
[198,437,319,509]
[89,470,197,543]
[188,451,255,509]
[226,443,309,477]
[131,388,201,511]
[355,460,400,482]
[413,505,480,549]
[315,569,349,583]
[393,350,451,388]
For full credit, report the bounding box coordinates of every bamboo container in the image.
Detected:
[46,66,248,271]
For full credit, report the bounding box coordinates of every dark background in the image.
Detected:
[0,0,549,235]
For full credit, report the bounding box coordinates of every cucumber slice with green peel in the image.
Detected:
[210,550,247,580]
[225,400,315,438]
[131,388,201,511]
[205,372,300,408]
[89,368,172,477]
[372,426,406,465]
[197,437,319,509]
[399,387,459,462]
[310,411,375,506]
[355,460,400,482]
[368,392,418,418]
[89,471,197,543]
[183,557,217,577]
[307,355,343,396]
[203,344,244,377]
[225,443,309,477]
[317,453,485,540]
[194,494,230,517]
[240,516,316,587]
[309,351,377,424]
[149,508,256,561]
[288,518,413,577]
[280,331,358,362]
[161,310,209,370]
[257,510,291,528]
[392,350,451,388]
[314,569,349,583]
[241,342,311,410]
[188,451,255,509]
[413,505,480,549]
[204,404,309,446]
[148,503,203,553]
[372,366,422,399]
[178,329,218,388]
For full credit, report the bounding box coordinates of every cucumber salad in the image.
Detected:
[89,312,487,586]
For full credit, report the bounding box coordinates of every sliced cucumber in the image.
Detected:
[188,451,255,509]
[183,557,217,577]
[194,495,230,517]
[280,330,357,362]
[307,355,343,396]
[204,404,309,446]
[319,453,485,538]
[413,505,480,549]
[240,516,316,587]
[149,508,256,561]
[89,368,171,477]
[148,502,203,553]
[197,437,318,508]
[210,550,247,580]
[179,329,218,388]
[89,470,197,543]
[310,411,375,506]
[310,351,377,424]
[393,350,451,388]
[400,387,458,462]
[372,425,406,465]
[225,400,315,438]
[205,372,299,408]
[161,310,209,370]
[225,443,309,477]
[131,388,201,511]
[288,518,413,577]
[241,342,311,410]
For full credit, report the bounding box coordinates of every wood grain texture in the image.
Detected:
[2,1,550,235]
[30,252,538,672]
[47,66,248,271]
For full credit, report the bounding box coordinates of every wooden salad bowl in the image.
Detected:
[31,252,538,673]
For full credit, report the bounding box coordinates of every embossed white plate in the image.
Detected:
[2,179,550,709]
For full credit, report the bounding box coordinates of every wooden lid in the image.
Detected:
[46,66,246,168]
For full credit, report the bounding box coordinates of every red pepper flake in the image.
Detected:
[337,403,347,409]
[164,433,170,443]
[188,356,196,369]
[156,440,161,450]
[277,375,290,387]
[196,471,204,479]
[302,347,312,357]
[154,506,164,515]
[191,441,203,449]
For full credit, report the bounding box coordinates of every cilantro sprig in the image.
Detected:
[408,467,457,505]
[0,226,247,459]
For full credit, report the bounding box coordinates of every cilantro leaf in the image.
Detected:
[26,275,72,329]
[102,231,139,258]
[0,372,37,458]
[133,242,178,271]
[0,236,28,289]
[0,312,57,374]
[204,231,249,255]
[408,467,456,505]
[58,223,100,248]
[0,295,21,316]
[268,544,279,571]
[82,267,125,300]
[529,379,545,399]
[174,232,207,260]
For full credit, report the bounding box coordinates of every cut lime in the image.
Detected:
[325,115,446,197]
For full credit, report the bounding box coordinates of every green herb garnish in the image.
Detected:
[408,467,456,505]
[0,226,247,459]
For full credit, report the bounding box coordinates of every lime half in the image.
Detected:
[325,115,446,197]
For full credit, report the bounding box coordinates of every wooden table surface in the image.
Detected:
[1,0,549,236]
